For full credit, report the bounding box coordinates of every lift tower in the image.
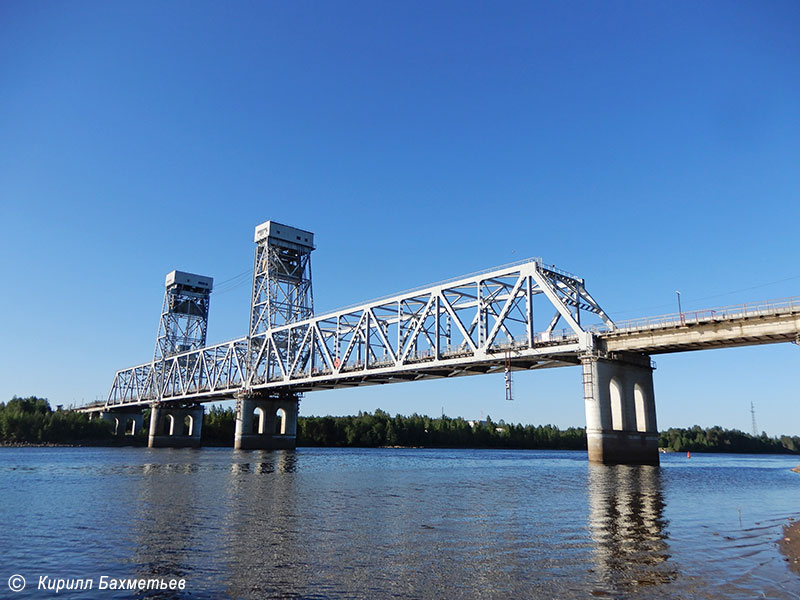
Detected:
[247,221,315,385]
[148,270,213,448]
[154,270,213,360]
[236,221,314,449]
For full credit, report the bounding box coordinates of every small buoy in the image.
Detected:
[687,451,691,459]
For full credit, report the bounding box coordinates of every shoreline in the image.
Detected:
[0,440,146,448]
[4,443,800,457]
[780,519,800,577]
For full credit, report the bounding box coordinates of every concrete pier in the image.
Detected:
[235,393,298,450]
[148,405,204,448]
[99,410,144,436]
[582,352,659,465]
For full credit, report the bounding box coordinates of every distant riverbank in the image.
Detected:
[3,397,800,454]
[0,438,146,448]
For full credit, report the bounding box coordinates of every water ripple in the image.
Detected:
[0,448,799,598]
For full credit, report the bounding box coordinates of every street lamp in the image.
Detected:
[676,290,684,324]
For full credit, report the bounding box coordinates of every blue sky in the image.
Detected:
[1,1,799,436]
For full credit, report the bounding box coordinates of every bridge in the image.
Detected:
[78,220,800,464]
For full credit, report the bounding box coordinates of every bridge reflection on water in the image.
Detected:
[129,455,678,598]
[587,465,676,594]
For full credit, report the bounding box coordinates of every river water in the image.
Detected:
[1,447,798,599]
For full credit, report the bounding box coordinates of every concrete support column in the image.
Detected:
[582,352,659,465]
[99,410,144,436]
[235,393,299,450]
[148,404,204,448]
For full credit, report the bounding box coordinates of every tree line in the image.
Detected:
[208,406,800,453]
[204,406,586,448]
[658,425,800,454]
[297,409,587,449]
[0,396,114,444]
[3,397,800,454]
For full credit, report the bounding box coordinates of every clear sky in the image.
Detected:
[2,1,799,436]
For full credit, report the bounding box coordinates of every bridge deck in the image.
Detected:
[599,297,800,354]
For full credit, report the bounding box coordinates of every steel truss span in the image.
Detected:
[104,260,613,408]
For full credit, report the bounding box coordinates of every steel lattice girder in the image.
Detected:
[104,259,613,408]
[249,239,313,334]
[154,280,211,361]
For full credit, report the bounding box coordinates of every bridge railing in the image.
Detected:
[597,295,800,333]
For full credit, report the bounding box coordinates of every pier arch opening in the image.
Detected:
[610,378,624,431]
[253,407,265,435]
[184,415,194,436]
[164,414,175,436]
[276,408,286,435]
[634,384,648,432]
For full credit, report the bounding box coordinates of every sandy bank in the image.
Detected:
[780,519,800,577]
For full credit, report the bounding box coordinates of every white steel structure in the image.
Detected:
[115,270,214,404]
[104,252,615,408]
[248,221,315,387]
[154,271,213,360]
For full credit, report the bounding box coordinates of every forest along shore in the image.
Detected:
[3,398,800,453]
